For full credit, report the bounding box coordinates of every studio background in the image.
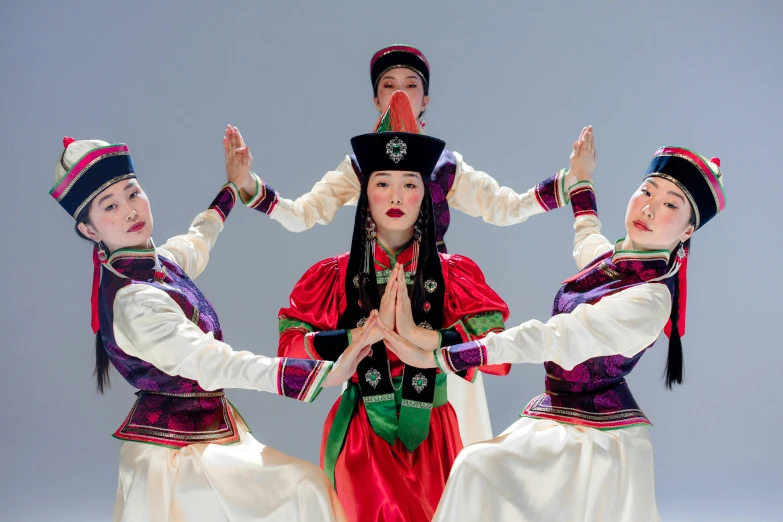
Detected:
[0,1,779,520]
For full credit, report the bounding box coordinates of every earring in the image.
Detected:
[413,211,423,242]
[412,210,423,273]
[419,117,426,129]
[365,213,376,241]
[677,243,687,260]
[96,242,108,263]
[364,212,377,276]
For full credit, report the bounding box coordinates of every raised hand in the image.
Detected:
[568,125,596,185]
[394,266,441,350]
[380,321,437,369]
[322,315,376,387]
[223,125,255,195]
[379,263,399,330]
[363,310,385,346]
[394,263,416,339]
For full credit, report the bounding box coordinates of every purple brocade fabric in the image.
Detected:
[351,149,456,253]
[101,257,222,395]
[570,184,598,218]
[278,358,327,401]
[527,249,674,428]
[115,391,238,447]
[533,172,564,211]
[441,341,487,373]
[252,180,279,214]
[99,239,243,447]
[208,184,238,221]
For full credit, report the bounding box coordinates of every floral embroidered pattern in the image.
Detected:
[463,311,505,339]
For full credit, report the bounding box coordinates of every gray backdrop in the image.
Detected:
[1,1,780,520]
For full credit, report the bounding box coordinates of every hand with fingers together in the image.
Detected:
[379,263,400,330]
[394,265,441,351]
[222,125,256,198]
[322,314,377,387]
[568,125,596,186]
[380,320,437,369]
[361,310,386,346]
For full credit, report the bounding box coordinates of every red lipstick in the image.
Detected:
[633,220,651,232]
[128,221,146,233]
[386,208,404,218]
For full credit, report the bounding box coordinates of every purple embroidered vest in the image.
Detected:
[523,247,675,429]
[350,149,456,253]
[98,187,244,448]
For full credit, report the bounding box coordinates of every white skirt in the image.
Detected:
[113,418,346,522]
[433,416,660,522]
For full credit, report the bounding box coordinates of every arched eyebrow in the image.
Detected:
[96,192,116,206]
[647,178,686,202]
[668,191,686,203]
[381,75,420,82]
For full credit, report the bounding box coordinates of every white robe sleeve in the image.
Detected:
[437,284,672,373]
[113,284,332,402]
[156,208,225,280]
[572,214,614,270]
[446,151,565,225]
[266,157,361,232]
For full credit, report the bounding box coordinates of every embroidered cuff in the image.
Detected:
[277,359,333,403]
[439,320,470,347]
[567,181,598,219]
[436,340,489,374]
[463,311,506,340]
[534,168,568,211]
[208,183,240,222]
[311,330,350,361]
[244,173,279,214]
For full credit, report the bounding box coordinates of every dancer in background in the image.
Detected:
[242,45,582,443]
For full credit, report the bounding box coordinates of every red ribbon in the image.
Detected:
[664,247,688,338]
[91,245,101,333]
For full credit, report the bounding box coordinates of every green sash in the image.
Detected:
[323,373,448,487]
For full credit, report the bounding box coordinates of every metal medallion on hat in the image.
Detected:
[386,137,407,163]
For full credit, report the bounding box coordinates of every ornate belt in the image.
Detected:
[113,389,245,449]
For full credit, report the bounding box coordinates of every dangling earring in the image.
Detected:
[677,243,687,261]
[364,211,376,276]
[412,211,423,273]
[418,117,426,130]
[96,241,108,264]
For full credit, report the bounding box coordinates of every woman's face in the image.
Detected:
[374,67,429,117]
[625,176,694,252]
[367,170,424,236]
[78,179,153,253]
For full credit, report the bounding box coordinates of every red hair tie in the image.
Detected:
[91,245,102,333]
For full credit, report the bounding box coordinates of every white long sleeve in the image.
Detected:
[572,214,614,270]
[268,157,361,232]
[112,284,331,401]
[480,283,672,371]
[446,151,555,225]
[265,152,567,232]
[156,208,225,280]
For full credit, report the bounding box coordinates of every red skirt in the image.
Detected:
[320,395,463,522]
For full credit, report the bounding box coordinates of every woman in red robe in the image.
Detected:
[275,95,519,522]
